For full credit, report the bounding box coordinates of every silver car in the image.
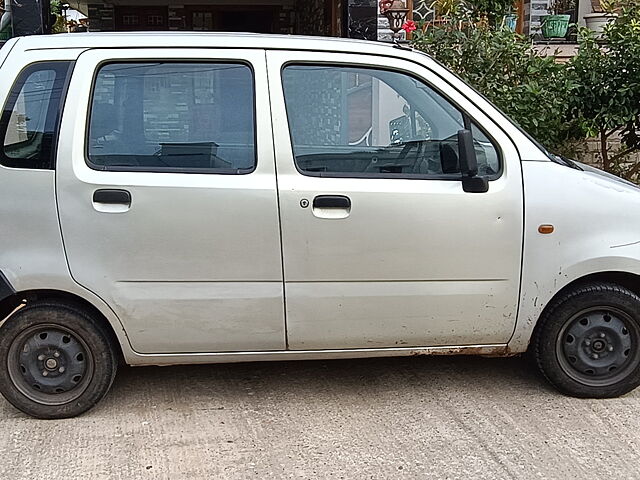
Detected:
[1,33,640,418]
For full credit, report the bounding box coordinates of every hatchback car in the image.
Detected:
[1,33,640,418]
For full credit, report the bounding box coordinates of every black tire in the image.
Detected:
[0,300,117,419]
[533,282,640,398]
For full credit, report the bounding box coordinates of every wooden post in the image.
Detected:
[331,0,339,36]
[407,0,414,40]
[516,0,524,34]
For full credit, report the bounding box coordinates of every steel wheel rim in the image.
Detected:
[556,307,640,387]
[7,324,94,406]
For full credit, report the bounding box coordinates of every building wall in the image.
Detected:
[574,139,640,170]
[168,5,185,30]
[88,2,300,33]
[88,4,114,31]
[86,0,379,39]
[296,0,329,36]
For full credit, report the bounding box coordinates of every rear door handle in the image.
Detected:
[93,189,131,205]
[313,195,351,209]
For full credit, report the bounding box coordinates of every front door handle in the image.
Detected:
[93,189,131,205]
[313,195,351,209]
[92,189,131,213]
[311,195,351,219]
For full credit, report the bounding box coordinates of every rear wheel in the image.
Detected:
[0,301,117,418]
[534,283,640,398]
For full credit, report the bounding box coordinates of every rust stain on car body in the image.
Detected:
[409,345,509,357]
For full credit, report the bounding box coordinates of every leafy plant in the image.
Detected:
[548,0,576,14]
[467,0,515,20]
[598,0,619,12]
[568,0,640,180]
[49,0,68,34]
[411,12,584,150]
[410,0,640,181]
[430,0,466,17]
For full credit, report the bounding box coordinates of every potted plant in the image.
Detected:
[584,0,617,37]
[540,0,575,38]
[502,8,518,30]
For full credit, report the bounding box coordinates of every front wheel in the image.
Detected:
[0,301,117,419]
[533,282,640,398]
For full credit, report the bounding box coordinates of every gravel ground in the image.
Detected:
[1,355,639,479]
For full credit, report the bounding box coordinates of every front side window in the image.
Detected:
[1,62,71,169]
[88,62,256,173]
[282,65,500,178]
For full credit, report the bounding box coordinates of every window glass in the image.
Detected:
[88,62,256,173]
[1,62,71,169]
[282,65,500,178]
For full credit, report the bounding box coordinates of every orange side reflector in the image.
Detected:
[538,224,554,234]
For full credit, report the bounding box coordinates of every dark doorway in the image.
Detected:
[218,9,275,33]
[185,7,277,33]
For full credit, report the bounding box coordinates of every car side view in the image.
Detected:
[1,33,640,419]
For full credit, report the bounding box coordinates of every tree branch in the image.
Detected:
[609,145,640,164]
[601,129,610,171]
[624,160,640,180]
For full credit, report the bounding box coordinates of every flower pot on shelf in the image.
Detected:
[540,14,571,38]
[502,13,518,31]
[584,12,617,36]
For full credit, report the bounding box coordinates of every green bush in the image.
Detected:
[468,0,516,21]
[49,0,68,34]
[568,1,640,179]
[411,15,585,151]
[411,2,640,181]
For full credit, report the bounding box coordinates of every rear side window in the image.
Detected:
[0,62,72,170]
[87,62,256,174]
[282,64,500,179]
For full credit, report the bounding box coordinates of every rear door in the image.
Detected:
[57,48,285,354]
[267,50,524,350]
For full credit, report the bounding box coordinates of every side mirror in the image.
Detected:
[457,129,489,193]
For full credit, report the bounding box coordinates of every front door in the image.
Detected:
[267,51,524,350]
[56,49,285,354]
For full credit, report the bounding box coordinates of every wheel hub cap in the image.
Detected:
[557,308,637,386]
[591,340,606,352]
[7,325,93,405]
[45,358,58,370]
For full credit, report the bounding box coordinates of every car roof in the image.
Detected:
[16,32,409,57]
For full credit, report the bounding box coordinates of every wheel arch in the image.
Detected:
[549,271,640,302]
[0,288,126,365]
[529,271,640,335]
[511,270,640,354]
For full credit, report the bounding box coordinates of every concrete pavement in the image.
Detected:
[1,355,639,479]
